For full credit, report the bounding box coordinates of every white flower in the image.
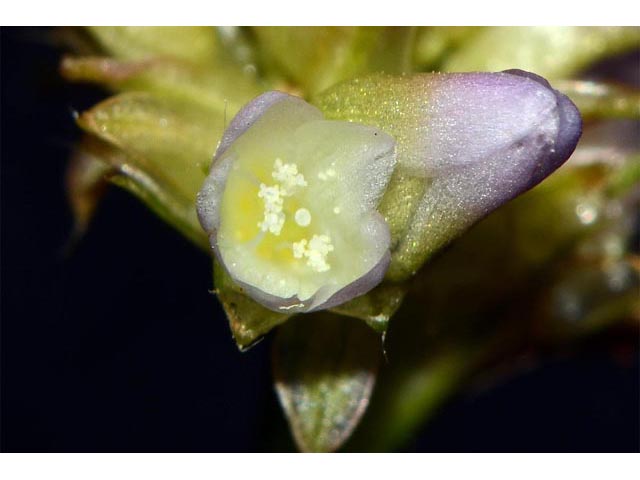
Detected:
[197,92,397,313]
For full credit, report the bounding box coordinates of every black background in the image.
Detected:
[1,27,638,452]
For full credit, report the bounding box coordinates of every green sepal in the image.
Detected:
[330,281,408,333]
[213,259,290,351]
[272,312,381,452]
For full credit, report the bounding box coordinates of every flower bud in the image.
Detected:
[316,70,583,279]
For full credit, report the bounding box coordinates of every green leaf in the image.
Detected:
[64,27,266,254]
[77,93,221,250]
[76,136,209,250]
[442,27,640,78]
[86,26,220,66]
[213,259,290,350]
[78,92,217,197]
[272,313,381,452]
[61,55,262,116]
[64,27,264,117]
[556,80,640,120]
[253,27,416,95]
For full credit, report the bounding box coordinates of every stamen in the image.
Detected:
[294,208,312,227]
[257,159,308,236]
[257,183,285,235]
[292,239,308,259]
[291,234,334,272]
[273,158,307,194]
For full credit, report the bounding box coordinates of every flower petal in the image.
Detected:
[197,92,397,313]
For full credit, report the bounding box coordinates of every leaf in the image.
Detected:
[272,312,381,452]
[442,27,640,78]
[79,136,209,250]
[79,93,218,198]
[213,259,290,351]
[76,93,220,249]
[253,27,416,94]
[64,28,266,252]
[63,27,264,117]
[556,80,640,120]
[86,26,220,66]
[60,55,262,116]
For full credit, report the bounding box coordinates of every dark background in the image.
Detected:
[1,27,638,452]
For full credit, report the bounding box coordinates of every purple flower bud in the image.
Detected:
[423,69,582,215]
[407,69,583,266]
[316,70,583,279]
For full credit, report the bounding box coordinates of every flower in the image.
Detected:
[197,92,397,313]
[198,70,582,313]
